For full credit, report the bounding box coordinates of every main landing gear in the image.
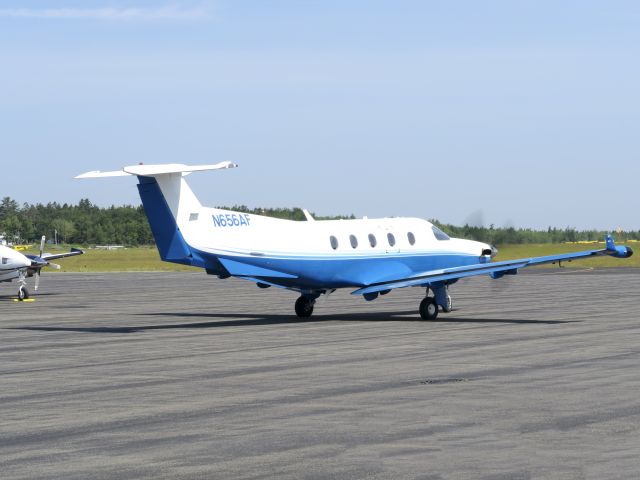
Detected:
[295,296,316,318]
[419,285,452,320]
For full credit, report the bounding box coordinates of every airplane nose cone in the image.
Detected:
[490,245,498,258]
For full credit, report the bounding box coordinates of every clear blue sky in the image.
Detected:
[1,1,638,230]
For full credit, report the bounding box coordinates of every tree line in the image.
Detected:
[0,196,637,246]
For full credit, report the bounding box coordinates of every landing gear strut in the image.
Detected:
[295,296,315,318]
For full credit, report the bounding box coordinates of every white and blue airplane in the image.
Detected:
[77,163,633,319]
[0,236,83,300]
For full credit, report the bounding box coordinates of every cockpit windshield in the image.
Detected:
[432,226,450,241]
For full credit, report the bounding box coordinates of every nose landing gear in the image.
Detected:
[17,270,30,301]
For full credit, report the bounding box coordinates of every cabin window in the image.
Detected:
[329,236,339,250]
[387,233,396,247]
[1,257,7,265]
[350,235,358,249]
[189,213,199,221]
[368,234,377,248]
[407,232,416,245]
[432,226,450,241]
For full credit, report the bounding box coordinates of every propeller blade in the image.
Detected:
[464,209,485,228]
[34,269,41,291]
[39,235,45,258]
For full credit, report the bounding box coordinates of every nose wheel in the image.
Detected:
[18,285,30,301]
[295,296,315,318]
[17,269,30,301]
[419,297,438,320]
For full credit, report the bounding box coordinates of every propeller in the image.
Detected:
[34,236,45,290]
[24,234,78,292]
[463,209,498,259]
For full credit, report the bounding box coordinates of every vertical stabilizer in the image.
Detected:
[137,175,193,263]
[75,162,238,264]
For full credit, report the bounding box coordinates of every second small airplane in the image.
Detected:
[0,236,83,300]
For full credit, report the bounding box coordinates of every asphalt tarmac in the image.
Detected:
[1,269,639,479]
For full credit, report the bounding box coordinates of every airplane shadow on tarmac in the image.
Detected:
[10,311,578,334]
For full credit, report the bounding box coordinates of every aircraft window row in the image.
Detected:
[1,257,7,264]
[329,232,417,250]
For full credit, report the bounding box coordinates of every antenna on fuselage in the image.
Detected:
[302,209,315,222]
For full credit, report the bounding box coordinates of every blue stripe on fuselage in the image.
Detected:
[191,248,479,289]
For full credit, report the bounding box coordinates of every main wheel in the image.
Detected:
[419,297,438,320]
[18,286,29,301]
[441,294,453,313]
[295,296,315,318]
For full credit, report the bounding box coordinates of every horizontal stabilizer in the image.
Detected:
[75,170,131,178]
[218,257,298,279]
[76,161,237,179]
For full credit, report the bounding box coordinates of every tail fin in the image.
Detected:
[76,162,238,264]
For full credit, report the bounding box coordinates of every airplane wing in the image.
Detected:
[352,235,633,296]
[40,248,84,262]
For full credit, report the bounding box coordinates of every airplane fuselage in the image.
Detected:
[130,173,492,293]
[181,208,491,291]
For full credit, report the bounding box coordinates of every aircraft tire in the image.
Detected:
[18,286,29,301]
[295,296,315,318]
[442,294,453,313]
[419,297,438,320]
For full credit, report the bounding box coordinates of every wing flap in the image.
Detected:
[218,257,298,279]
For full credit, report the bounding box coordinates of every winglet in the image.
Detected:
[605,234,615,251]
[605,234,633,258]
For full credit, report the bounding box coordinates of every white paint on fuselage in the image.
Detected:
[180,206,487,260]
[126,169,488,271]
[152,174,490,260]
[0,245,30,282]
